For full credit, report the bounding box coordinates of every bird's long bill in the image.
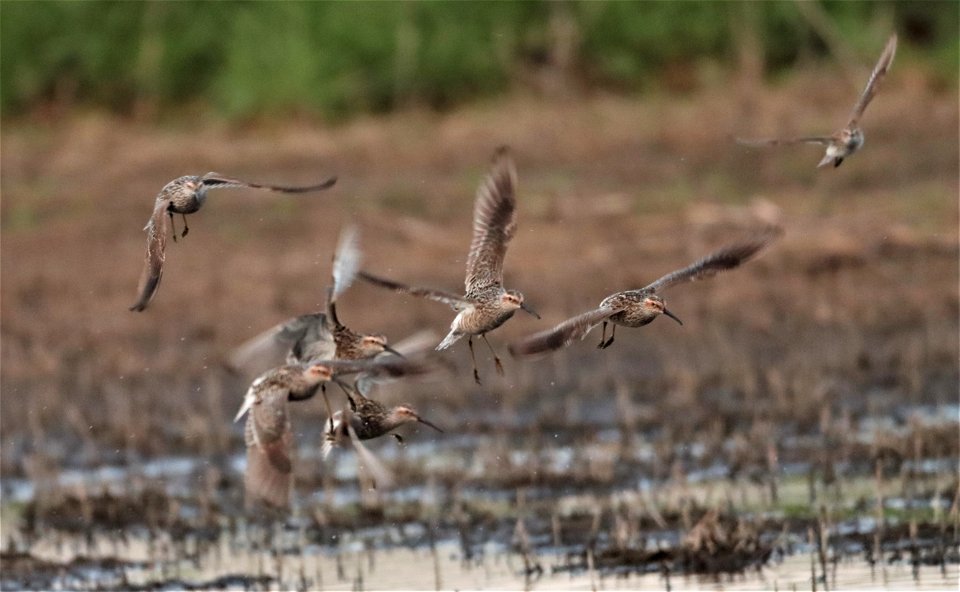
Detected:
[663,307,683,326]
[333,376,357,395]
[233,396,254,423]
[521,302,541,319]
[416,416,444,433]
[383,345,406,359]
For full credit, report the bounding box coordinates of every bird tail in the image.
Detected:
[436,330,462,351]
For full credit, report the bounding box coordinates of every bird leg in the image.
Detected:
[597,322,608,349]
[600,325,617,349]
[168,212,178,243]
[468,337,481,385]
[321,390,336,433]
[481,334,504,376]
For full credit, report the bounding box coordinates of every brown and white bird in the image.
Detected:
[359,146,539,384]
[234,356,443,508]
[227,226,400,377]
[320,386,443,461]
[508,231,780,357]
[130,172,336,312]
[736,33,897,168]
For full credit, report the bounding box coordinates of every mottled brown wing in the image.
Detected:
[243,386,294,509]
[200,172,337,193]
[465,146,518,293]
[508,306,620,357]
[357,271,470,310]
[129,199,171,312]
[847,34,897,128]
[644,230,780,293]
[735,136,832,148]
[244,430,293,509]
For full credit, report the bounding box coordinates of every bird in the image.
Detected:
[736,33,897,168]
[130,172,337,312]
[359,146,539,384]
[234,356,443,508]
[320,385,443,461]
[226,226,400,377]
[508,230,780,357]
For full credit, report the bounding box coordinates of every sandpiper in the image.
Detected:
[130,172,336,312]
[508,230,780,356]
[320,385,443,460]
[234,355,440,508]
[736,33,897,168]
[359,146,539,384]
[227,226,399,375]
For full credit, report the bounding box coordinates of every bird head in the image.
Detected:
[359,334,403,358]
[502,290,540,319]
[643,294,683,325]
[303,363,334,383]
[392,405,443,432]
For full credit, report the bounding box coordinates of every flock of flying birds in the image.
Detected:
[129,34,897,509]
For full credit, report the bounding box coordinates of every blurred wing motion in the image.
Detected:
[735,136,832,148]
[644,230,781,293]
[358,271,470,310]
[847,34,897,128]
[320,408,395,488]
[242,385,294,509]
[228,313,334,375]
[509,307,619,357]
[200,172,337,193]
[465,146,518,293]
[331,225,361,304]
[129,201,172,312]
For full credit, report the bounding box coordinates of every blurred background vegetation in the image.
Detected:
[2,0,957,123]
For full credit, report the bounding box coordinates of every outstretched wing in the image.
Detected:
[228,313,334,375]
[508,306,620,357]
[465,146,518,293]
[129,198,171,312]
[200,172,337,193]
[243,385,294,509]
[358,270,470,310]
[735,136,832,148]
[331,225,361,304]
[644,230,780,293]
[847,34,897,128]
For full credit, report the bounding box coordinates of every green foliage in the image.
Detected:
[1,1,955,121]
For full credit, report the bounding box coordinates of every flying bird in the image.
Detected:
[736,33,897,168]
[227,226,401,377]
[130,172,336,312]
[508,230,780,357]
[359,146,539,384]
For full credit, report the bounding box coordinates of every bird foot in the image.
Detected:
[599,337,615,350]
[181,227,189,238]
[473,369,482,385]
[392,434,404,444]
[494,358,504,376]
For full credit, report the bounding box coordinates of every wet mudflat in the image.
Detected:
[3,82,959,589]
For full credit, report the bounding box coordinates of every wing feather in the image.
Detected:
[465,146,518,293]
[508,307,620,357]
[200,172,337,193]
[644,230,780,293]
[358,271,469,309]
[129,199,171,312]
[847,34,897,127]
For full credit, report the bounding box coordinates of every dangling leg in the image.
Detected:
[180,214,189,238]
[601,324,617,349]
[168,212,178,243]
[468,337,481,385]
[597,321,608,349]
[481,334,504,376]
